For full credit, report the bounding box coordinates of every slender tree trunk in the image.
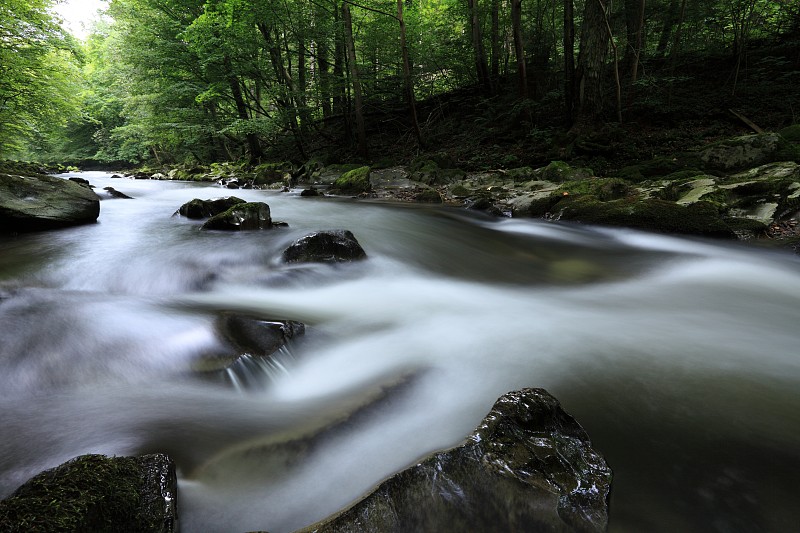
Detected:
[597,0,622,123]
[467,0,492,93]
[563,0,576,123]
[491,0,500,79]
[666,0,687,105]
[398,0,423,146]
[333,4,348,136]
[655,0,679,58]
[511,0,528,99]
[571,0,610,131]
[342,2,368,157]
[224,56,262,163]
[624,0,645,82]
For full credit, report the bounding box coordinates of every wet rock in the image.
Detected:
[414,189,442,203]
[0,172,100,232]
[0,453,177,533]
[537,160,594,183]
[300,188,322,197]
[219,313,305,357]
[201,202,275,231]
[297,388,611,533]
[103,186,134,199]
[68,177,93,188]
[176,197,246,219]
[282,230,367,263]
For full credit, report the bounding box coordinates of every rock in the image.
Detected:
[297,388,611,533]
[331,166,372,195]
[220,313,304,356]
[103,187,134,199]
[282,230,367,263]
[537,161,594,183]
[0,453,177,533]
[300,188,322,197]
[201,202,275,231]
[414,189,442,203]
[0,172,100,232]
[699,133,799,172]
[779,124,800,143]
[176,197,246,219]
[68,177,93,188]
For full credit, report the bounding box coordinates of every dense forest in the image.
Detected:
[2,0,799,169]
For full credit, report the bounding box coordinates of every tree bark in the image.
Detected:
[467,0,492,93]
[491,0,500,79]
[563,0,575,123]
[224,56,262,163]
[397,0,423,146]
[624,0,645,83]
[342,2,368,157]
[571,0,610,131]
[511,0,528,99]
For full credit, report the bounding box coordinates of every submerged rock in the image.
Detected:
[0,453,177,533]
[282,230,367,263]
[200,202,275,231]
[0,172,100,232]
[103,186,134,199]
[219,313,305,357]
[297,388,611,533]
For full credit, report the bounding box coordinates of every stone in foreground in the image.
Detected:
[0,453,177,533]
[297,388,611,533]
[0,173,100,232]
[282,230,367,263]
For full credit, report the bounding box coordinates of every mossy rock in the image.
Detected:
[538,161,593,183]
[415,189,443,203]
[554,178,633,201]
[0,454,177,533]
[778,124,800,143]
[332,166,371,195]
[449,184,471,197]
[176,196,245,219]
[553,196,734,237]
[504,167,535,183]
[200,202,274,231]
[699,133,799,172]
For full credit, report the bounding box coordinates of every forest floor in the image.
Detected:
[287,34,800,177]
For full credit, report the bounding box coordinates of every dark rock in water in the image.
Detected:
[201,202,275,231]
[297,388,611,533]
[0,453,177,533]
[0,172,100,232]
[68,177,94,189]
[300,188,322,197]
[467,196,504,216]
[282,230,367,263]
[217,313,305,357]
[103,186,134,199]
[176,196,246,219]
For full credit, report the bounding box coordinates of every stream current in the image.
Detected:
[0,172,798,532]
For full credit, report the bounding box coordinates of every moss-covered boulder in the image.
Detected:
[0,454,177,533]
[200,202,274,231]
[281,230,367,263]
[554,196,735,237]
[0,172,100,232]
[296,388,611,533]
[176,196,246,219]
[409,159,466,185]
[537,160,594,183]
[699,133,799,172]
[414,189,442,203]
[778,124,800,143]
[331,166,372,195]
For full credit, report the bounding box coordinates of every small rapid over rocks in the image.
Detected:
[0,172,798,532]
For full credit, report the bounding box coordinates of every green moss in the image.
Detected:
[540,161,593,183]
[0,455,143,532]
[415,189,443,203]
[723,217,768,233]
[449,184,470,197]
[332,166,372,194]
[554,178,632,201]
[616,157,685,182]
[504,167,535,183]
[779,124,800,142]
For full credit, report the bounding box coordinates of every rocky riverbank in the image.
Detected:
[107,129,800,252]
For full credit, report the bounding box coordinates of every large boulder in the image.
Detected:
[200,202,274,231]
[0,453,177,533]
[281,230,367,263]
[330,166,372,195]
[699,133,799,172]
[0,173,100,232]
[297,388,611,533]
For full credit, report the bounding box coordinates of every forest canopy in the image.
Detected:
[2,0,798,166]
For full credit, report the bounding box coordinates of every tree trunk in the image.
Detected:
[467,0,492,93]
[563,0,576,123]
[491,0,500,79]
[571,0,610,131]
[655,0,679,58]
[224,56,262,163]
[342,2,368,157]
[398,0,423,146]
[624,0,645,83]
[511,0,528,99]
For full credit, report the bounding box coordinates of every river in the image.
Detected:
[1,171,798,532]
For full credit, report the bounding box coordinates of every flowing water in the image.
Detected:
[1,172,798,532]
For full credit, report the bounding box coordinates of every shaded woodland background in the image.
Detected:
[2,0,799,171]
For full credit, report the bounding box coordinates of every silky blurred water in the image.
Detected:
[0,172,798,532]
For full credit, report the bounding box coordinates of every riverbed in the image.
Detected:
[1,172,798,532]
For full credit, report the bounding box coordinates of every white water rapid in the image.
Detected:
[0,172,798,532]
